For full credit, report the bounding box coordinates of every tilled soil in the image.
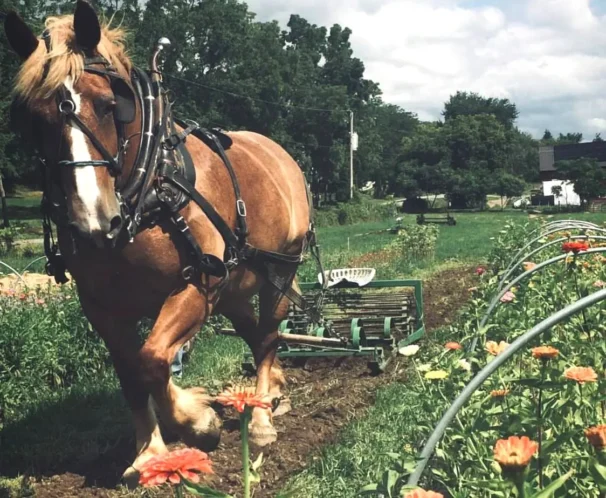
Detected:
[24,265,476,498]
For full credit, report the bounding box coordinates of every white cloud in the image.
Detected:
[245,0,606,140]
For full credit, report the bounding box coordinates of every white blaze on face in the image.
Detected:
[63,77,102,232]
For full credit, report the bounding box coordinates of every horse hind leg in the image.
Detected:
[247,275,297,446]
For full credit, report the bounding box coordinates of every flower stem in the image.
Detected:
[515,479,526,498]
[176,484,184,498]
[537,363,545,489]
[241,408,252,498]
[412,359,426,390]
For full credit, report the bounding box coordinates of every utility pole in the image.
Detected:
[350,110,354,200]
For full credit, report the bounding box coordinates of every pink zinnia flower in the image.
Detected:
[500,291,515,303]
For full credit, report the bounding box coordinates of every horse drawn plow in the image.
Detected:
[223,268,425,374]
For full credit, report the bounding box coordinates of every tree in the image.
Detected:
[443,91,518,129]
[556,158,606,206]
[542,129,554,143]
[442,114,508,171]
[593,133,604,142]
[491,171,526,209]
[556,132,583,144]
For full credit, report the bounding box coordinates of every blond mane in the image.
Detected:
[15,14,131,101]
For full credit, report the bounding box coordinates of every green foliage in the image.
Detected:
[357,222,606,497]
[313,200,396,227]
[443,91,519,129]
[387,224,439,263]
[0,285,111,425]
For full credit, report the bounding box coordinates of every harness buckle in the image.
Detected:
[163,134,181,150]
[236,199,247,217]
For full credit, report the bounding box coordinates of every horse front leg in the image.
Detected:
[78,294,167,488]
[138,283,222,451]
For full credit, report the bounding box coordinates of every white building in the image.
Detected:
[542,179,580,206]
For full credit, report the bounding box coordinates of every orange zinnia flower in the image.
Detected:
[585,425,606,450]
[445,342,462,351]
[531,346,559,360]
[491,389,509,398]
[216,386,273,413]
[522,261,537,271]
[403,489,444,498]
[494,436,538,472]
[485,340,509,356]
[562,241,589,253]
[563,366,598,384]
[139,448,213,487]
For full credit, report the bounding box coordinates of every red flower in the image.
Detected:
[445,342,462,351]
[216,386,272,413]
[562,241,589,253]
[138,448,213,487]
[475,267,486,275]
[585,425,606,450]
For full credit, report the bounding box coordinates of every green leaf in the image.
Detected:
[357,483,379,496]
[381,469,399,497]
[530,469,573,498]
[180,476,234,497]
[588,457,606,492]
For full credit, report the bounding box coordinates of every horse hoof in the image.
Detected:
[272,397,292,417]
[121,466,140,490]
[249,423,277,447]
[180,411,222,451]
[181,426,222,452]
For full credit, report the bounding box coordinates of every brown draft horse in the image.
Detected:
[3,1,310,486]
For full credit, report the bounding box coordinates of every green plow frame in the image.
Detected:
[241,279,425,374]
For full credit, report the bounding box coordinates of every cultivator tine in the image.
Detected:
[232,278,425,374]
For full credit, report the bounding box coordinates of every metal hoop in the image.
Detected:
[58,100,75,114]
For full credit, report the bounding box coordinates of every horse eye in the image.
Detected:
[94,97,116,117]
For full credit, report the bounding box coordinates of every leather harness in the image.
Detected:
[33,33,322,321]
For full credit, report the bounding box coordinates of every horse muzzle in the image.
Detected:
[69,212,123,249]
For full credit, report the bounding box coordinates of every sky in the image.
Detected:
[244,0,606,141]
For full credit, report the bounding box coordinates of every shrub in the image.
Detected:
[0,285,111,425]
[314,201,396,227]
[386,224,439,262]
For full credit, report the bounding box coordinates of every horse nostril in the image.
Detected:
[106,215,123,240]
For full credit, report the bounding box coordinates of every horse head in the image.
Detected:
[4,0,138,247]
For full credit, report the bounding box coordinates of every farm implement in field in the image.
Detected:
[416,212,456,226]
[223,268,425,374]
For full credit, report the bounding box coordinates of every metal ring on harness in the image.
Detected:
[58,100,75,114]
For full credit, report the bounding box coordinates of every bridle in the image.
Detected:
[41,29,136,179]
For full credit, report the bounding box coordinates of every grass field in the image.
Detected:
[1,195,605,496]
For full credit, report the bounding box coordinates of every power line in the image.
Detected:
[165,73,350,115]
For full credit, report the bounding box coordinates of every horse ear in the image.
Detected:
[4,11,40,60]
[74,0,101,51]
